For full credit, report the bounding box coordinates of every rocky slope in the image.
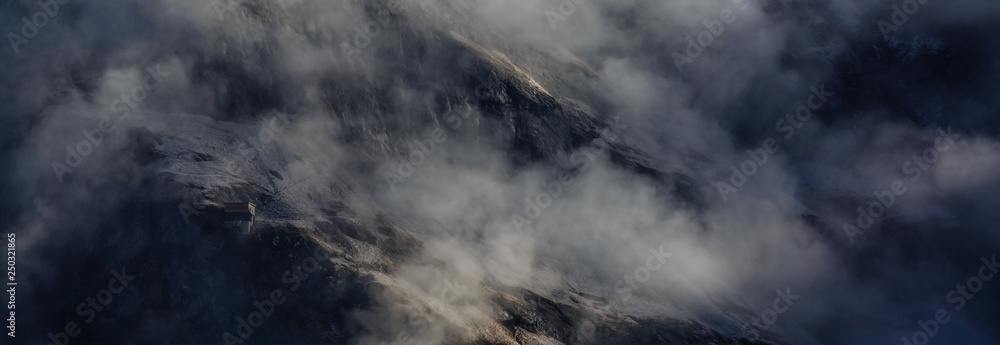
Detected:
[5,0,1000,344]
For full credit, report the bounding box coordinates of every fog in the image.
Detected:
[3,0,1000,344]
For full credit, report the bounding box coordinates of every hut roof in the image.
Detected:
[224,202,256,214]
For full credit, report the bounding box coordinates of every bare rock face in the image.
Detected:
[9,1,767,342]
[7,0,1000,344]
[115,29,765,343]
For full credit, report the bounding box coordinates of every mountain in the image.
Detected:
[3,0,1000,344]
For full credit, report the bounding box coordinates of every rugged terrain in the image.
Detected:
[4,0,1000,344]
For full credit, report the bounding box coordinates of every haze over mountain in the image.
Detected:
[2,0,1000,344]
